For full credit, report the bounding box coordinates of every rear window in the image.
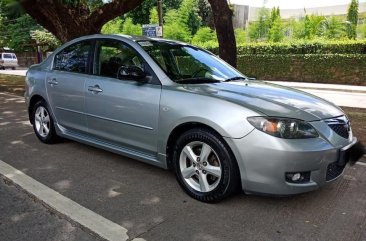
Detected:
[3,54,12,59]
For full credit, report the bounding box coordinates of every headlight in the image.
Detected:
[247,117,318,139]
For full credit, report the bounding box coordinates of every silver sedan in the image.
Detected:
[25,34,362,202]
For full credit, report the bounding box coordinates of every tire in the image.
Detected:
[32,100,59,144]
[172,128,240,202]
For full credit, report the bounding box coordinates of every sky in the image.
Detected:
[229,0,366,9]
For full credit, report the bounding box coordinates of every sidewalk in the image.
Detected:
[268,81,366,109]
[269,81,366,93]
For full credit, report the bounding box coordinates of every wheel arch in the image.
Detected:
[165,122,239,175]
[28,94,46,124]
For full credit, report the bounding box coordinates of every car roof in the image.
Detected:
[77,34,187,46]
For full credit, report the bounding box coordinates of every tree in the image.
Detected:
[163,10,191,41]
[319,16,346,39]
[30,29,61,52]
[234,28,247,44]
[126,0,182,25]
[198,0,214,28]
[268,17,284,42]
[101,18,123,34]
[192,27,216,44]
[346,0,359,39]
[207,0,236,67]
[149,7,159,24]
[304,14,325,39]
[248,8,270,41]
[20,0,145,43]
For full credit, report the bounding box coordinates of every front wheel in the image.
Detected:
[32,100,59,144]
[172,128,239,202]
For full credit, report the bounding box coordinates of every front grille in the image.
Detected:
[324,116,350,139]
[328,124,349,139]
[326,161,346,181]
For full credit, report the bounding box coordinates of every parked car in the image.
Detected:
[0,52,18,70]
[25,35,361,202]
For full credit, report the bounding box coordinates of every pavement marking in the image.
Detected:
[356,161,366,167]
[0,160,145,241]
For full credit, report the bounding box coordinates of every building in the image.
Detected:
[232,2,366,29]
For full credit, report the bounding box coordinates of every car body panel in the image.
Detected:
[45,70,88,133]
[25,34,357,196]
[85,75,161,155]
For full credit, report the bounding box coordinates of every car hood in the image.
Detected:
[183,80,344,121]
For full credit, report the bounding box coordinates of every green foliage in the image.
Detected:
[101,18,123,34]
[0,14,38,51]
[319,16,347,39]
[248,8,270,41]
[234,28,247,44]
[304,15,325,39]
[121,18,142,35]
[346,0,359,39]
[358,23,366,38]
[178,0,201,35]
[236,54,366,85]
[30,29,61,51]
[149,8,159,24]
[125,0,182,25]
[192,27,216,45]
[164,22,191,42]
[268,17,284,42]
[203,40,366,55]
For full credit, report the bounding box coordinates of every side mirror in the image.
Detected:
[117,65,146,81]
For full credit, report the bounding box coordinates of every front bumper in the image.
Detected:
[225,129,357,195]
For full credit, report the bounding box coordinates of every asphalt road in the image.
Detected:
[0,178,101,241]
[1,92,366,241]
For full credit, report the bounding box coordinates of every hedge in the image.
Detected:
[204,41,366,55]
[237,54,366,85]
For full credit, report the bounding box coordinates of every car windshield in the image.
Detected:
[138,41,246,83]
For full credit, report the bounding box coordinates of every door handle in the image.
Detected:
[88,85,103,93]
[47,78,58,85]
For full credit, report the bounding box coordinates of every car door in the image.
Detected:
[46,40,92,133]
[85,39,161,156]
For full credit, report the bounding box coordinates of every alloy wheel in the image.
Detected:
[179,141,222,192]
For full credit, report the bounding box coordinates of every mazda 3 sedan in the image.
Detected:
[25,34,359,202]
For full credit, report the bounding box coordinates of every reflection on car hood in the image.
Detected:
[183,80,344,121]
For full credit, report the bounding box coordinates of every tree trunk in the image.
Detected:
[207,0,237,67]
[20,0,145,43]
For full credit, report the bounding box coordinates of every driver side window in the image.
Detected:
[94,40,142,79]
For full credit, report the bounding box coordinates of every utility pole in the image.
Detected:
[157,0,163,27]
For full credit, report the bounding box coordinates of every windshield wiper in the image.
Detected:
[224,76,247,82]
[175,77,221,84]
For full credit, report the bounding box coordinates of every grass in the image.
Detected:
[0,73,365,145]
[0,74,25,96]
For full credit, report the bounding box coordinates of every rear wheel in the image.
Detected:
[32,100,59,144]
[172,128,239,202]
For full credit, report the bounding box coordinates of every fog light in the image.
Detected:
[292,173,301,181]
[285,171,311,183]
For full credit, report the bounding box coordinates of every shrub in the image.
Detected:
[192,27,216,45]
[204,40,366,55]
[236,54,366,85]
